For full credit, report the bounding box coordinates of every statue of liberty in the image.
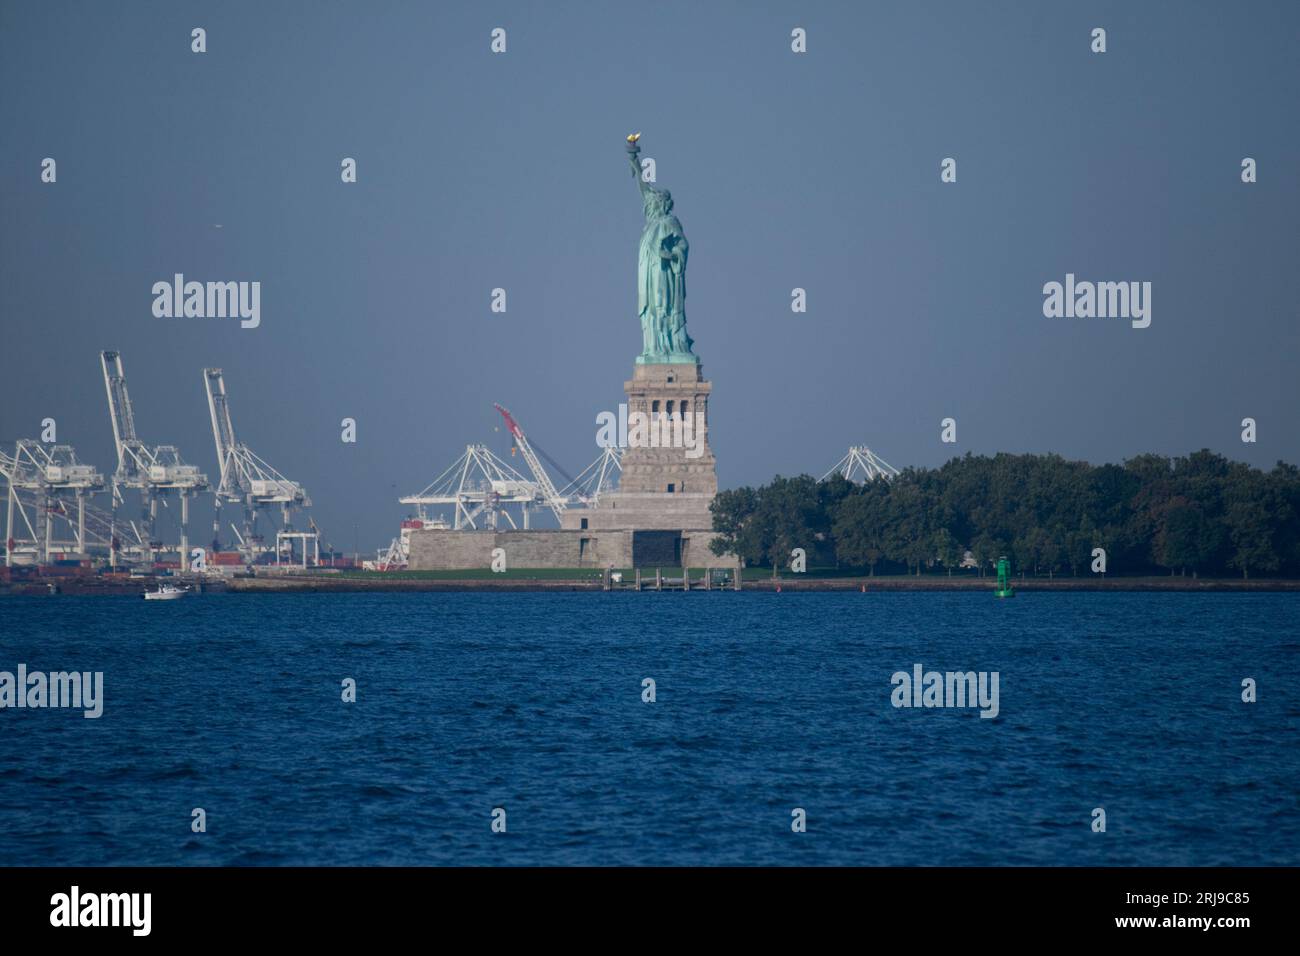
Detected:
[626,134,696,364]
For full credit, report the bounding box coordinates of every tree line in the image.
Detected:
[708,450,1300,579]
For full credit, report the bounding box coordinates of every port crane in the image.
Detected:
[399,444,537,531]
[1,447,41,567]
[820,446,900,483]
[493,403,569,521]
[3,448,124,566]
[559,445,622,506]
[101,351,208,569]
[2,440,105,565]
[203,368,311,562]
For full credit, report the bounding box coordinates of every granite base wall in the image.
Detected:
[407,527,737,570]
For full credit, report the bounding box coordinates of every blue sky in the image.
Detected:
[2,0,1297,551]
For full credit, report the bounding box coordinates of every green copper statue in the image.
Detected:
[626,133,697,364]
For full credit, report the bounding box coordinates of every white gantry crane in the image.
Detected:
[560,445,622,506]
[203,368,311,563]
[2,441,106,565]
[820,446,901,483]
[3,447,119,566]
[1,447,42,566]
[399,444,538,531]
[493,403,568,521]
[101,351,208,569]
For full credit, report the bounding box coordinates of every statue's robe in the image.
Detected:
[637,210,690,356]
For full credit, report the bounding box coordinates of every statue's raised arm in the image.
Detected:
[625,132,653,199]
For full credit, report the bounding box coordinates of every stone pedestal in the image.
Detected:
[559,362,730,567]
[617,362,716,496]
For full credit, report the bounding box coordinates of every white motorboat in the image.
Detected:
[143,584,187,601]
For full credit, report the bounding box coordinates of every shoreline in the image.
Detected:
[4,574,1300,596]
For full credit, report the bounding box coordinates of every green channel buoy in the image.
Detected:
[995,556,1016,598]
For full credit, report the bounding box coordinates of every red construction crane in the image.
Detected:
[493,404,567,521]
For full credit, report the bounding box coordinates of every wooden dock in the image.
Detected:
[601,568,741,592]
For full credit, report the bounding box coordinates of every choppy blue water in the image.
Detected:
[0,592,1296,866]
